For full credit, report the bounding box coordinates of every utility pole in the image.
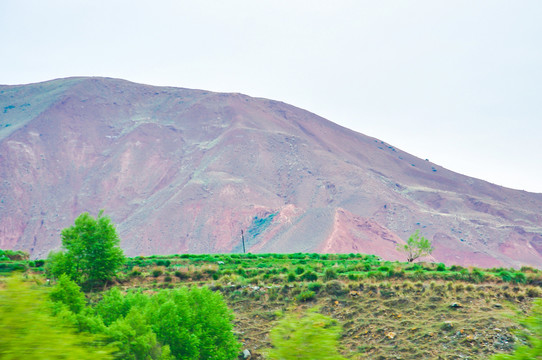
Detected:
[241,229,246,253]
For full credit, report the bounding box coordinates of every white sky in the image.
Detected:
[1,1,541,193]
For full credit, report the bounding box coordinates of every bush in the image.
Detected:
[308,282,323,293]
[152,268,163,278]
[513,272,526,284]
[324,268,338,281]
[148,287,240,359]
[499,271,513,282]
[470,268,486,283]
[267,308,346,360]
[49,274,86,314]
[324,281,346,296]
[296,290,316,302]
[174,270,189,279]
[301,271,318,282]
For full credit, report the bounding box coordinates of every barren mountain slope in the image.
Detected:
[1,77,541,267]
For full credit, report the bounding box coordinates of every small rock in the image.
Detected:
[493,303,503,308]
[217,261,225,265]
[450,302,463,308]
[442,321,454,330]
[386,331,396,339]
[242,349,251,359]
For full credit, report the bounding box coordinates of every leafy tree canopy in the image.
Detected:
[396,230,433,263]
[47,210,125,289]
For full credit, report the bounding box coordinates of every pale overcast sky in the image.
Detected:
[1,1,541,193]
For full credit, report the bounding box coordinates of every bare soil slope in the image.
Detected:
[1,77,541,267]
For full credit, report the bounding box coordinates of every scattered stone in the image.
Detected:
[450,302,463,308]
[493,303,503,308]
[386,331,396,339]
[242,349,251,359]
[217,261,225,265]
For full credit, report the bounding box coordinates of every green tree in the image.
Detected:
[0,276,114,359]
[48,210,125,289]
[267,308,347,360]
[491,298,542,359]
[396,230,433,262]
[147,287,240,360]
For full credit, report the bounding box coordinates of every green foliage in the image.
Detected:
[50,273,87,314]
[47,210,125,289]
[324,268,338,281]
[267,308,347,360]
[396,230,434,262]
[0,249,29,261]
[308,282,323,293]
[324,281,347,296]
[88,286,240,360]
[302,271,318,282]
[147,287,240,359]
[0,276,114,359]
[491,298,542,359]
[499,271,513,283]
[296,290,316,302]
[106,308,167,360]
[95,287,133,326]
[152,268,163,277]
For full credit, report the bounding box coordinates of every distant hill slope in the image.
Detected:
[1,77,541,267]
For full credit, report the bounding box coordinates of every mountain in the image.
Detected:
[1,77,541,267]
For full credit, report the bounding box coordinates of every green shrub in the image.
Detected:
[49,274,86,314]
[296,290,316,302]
[155,259,171,267]
[499,271,513,282]
[267,308,346,360]
[152,268,163,277]
[301,271,318,282]
[324,268,338,281]
[174,270,189,279]
[34,259,45,267]
[295,266,305,275]
[436,263,446,271]
[324,281,346,296]
[308,282,323,293]
[513,272,526,284]
[470,268,486,283]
